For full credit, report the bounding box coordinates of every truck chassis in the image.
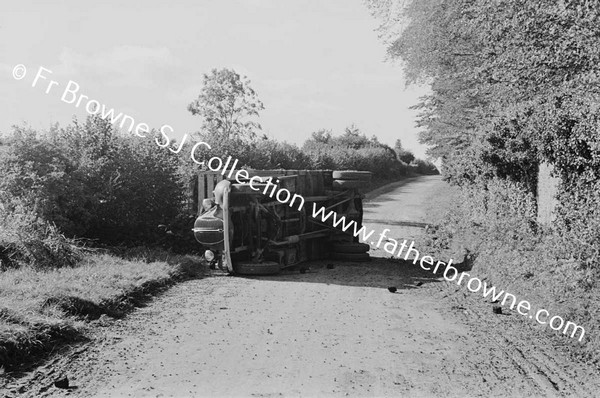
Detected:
[192,169,371,275]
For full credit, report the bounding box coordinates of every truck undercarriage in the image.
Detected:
[193,169,371,275]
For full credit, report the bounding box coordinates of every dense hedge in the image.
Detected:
[300,129,437,178]
[0,117,183,249]
[178,127,438,184]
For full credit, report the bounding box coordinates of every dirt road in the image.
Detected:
[7,176,600,397]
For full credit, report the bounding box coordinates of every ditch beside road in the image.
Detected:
[5,175,600,397]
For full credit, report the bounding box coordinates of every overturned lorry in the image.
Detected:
[192,169,372,275]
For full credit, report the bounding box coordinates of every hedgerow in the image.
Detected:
[0,116,184,248]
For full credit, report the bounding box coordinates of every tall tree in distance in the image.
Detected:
[188,68,264,142]
[394,139,415,164]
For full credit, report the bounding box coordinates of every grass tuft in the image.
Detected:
[0,250,204,372]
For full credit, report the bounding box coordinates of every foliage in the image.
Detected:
[394,139,416,164]
[369,0,600,189]
[182,119,437,179]
[310,129,333,144]
[553,179,600,270]
[0,203,83,270]
[370,0,600,362]
[188,68,264,142]
[0,116,184,246]
[251,139,313,170]
[368,0,600,263]
[301,125,423,178]
[419,180,600,364]
[412,159,440,175]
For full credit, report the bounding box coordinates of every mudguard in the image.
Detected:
[220,181,234,273]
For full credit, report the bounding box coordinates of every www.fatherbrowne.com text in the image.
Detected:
[13,63,586,342]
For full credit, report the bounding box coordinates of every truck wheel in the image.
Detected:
[332,179,363,190]
[332,170,372,181]
[332,242,370,253]
[331,252,371,262]
[233,261,281,275]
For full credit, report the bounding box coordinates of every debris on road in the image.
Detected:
[54,376,69,389]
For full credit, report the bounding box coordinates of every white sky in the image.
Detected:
[0,0,430,158]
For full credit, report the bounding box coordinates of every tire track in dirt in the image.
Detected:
[432,278,600,397]
[5,175,600,397]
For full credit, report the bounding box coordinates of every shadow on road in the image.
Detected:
[235,256,445,292]
[233,249,475,293]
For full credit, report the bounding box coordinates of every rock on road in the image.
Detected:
[10,176,600,397]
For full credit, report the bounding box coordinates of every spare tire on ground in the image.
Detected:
[330,252,371,262]
[331,242,370,253]
[332,179,363,190]
[233,261,280,275]
[332,170,372,181]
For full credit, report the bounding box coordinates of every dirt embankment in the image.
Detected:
[3,176,600,397]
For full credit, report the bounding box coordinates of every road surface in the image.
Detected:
[7,176,600,397]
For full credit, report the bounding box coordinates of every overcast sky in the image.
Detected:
[1,0,430,158]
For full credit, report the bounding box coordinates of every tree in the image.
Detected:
[339,124,371,149]
[310,129,332,144]
[393,139,403,153]
[393,138,415,164]
[397,149,415,165]
[369,0,600,189]
[368,0,600,267]
[188,68,264,142]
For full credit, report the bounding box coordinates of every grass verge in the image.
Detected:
[0,251,204,373]
[417,181,600,370]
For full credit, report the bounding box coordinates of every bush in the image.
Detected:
[250,139,312,169]
[397,149,415,164]
[0,117,185,246]
[300,140,336,169]
[0,204,83,269]
[301,128,431,178]
[420,177,600,364]
[411,159,440,175]
[552,180,600,274]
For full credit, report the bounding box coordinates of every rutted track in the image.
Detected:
[4,175,600,397]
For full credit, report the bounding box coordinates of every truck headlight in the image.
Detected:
[204,249,215,262]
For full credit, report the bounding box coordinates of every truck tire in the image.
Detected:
[332,170,372,181]
[332,242,370,253]
[332,179,363,190]
[331,252,371,262]
[233,261,281,275]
